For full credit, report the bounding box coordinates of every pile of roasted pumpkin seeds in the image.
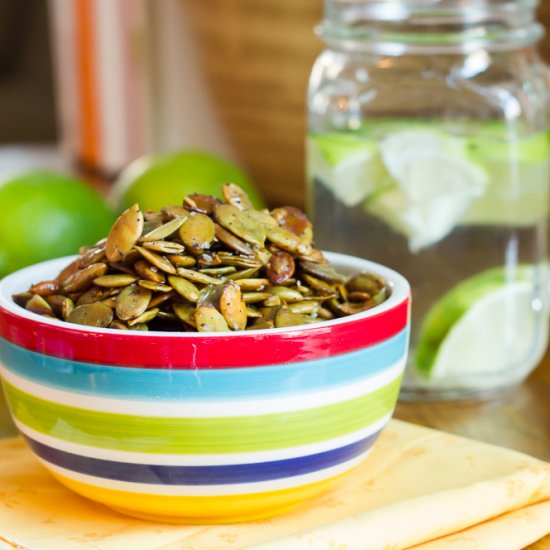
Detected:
[13,184,389,331]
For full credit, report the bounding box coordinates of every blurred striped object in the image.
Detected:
[49,0,150,173]
[48,0,233,176]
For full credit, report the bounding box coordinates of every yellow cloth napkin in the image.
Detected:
[0,420,549,550]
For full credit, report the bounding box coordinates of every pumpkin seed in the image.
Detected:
[288,301,321,315]
[26,294,53,316]
[78,244,106,268]
[266,225,311,256]
[226,267,261,280]
[274,307,308,328]
[172,302,197,327]
[267,251,295,285]
[138,280,173,293]
[242,291,273,304]
[106,204,144,262]
[169,254,197,268]
[184,193,221,214]
[268,286,304,303]
[246,306,262,318]
[12,292,33,307]
[94,274,139,288]
[299,261,348,284]
[135,246,177,274]
[222,183,254,210]
[149,291,176,309]
[63,263,108,293]
[76,286,105,306]
[161,205,190,221]
[140,216,186,242]
[168,275,200,302]
[178,213,216,253]
[195,303,230,332]
[176,267,223,285]
[143,210,164,222]
[199,266,237,276]
[55,259,80,284]
[29,280,60,297]
[115,284,152,321]
[246,320,275,330]
[234,278,270,291]
[219,282,247,330]
[214,223,254,256]
[142,240,185,254]
[109,319,128,330]
[134,259,166,283]
[215,204,266,247]
[67,302,113,327]
[271,206,313,243]
[263,294,282,307]
[101,296,118,308]
[127,308,159,326]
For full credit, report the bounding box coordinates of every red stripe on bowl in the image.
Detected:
[0,297,409,369]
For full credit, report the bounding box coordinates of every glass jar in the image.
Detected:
[307,0,550,400]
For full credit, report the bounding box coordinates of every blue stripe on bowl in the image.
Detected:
[0,329,408,400]
[24,430,381,485]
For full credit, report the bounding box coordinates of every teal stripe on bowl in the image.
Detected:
[3,377,401,454]
[0,329,408,400]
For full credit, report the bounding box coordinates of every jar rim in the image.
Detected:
[324,0,540,23]
[320,0,544,54]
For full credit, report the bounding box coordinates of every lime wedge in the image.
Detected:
[416,266,548,385]
[366,130,487,251]
[463,132,550,226]
[307,135,389,207]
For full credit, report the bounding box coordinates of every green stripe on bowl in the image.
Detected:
[3,377,401,454]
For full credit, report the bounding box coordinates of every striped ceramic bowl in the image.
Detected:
[0,252,410,523]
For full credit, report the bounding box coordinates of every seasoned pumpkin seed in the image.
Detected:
[127,308,159,326]
[106,204,144,262]
[29,280,60,297]
[176,267,223,285]
[63,263,108,293]
[140,216,186,242]
[178,213,216,253]
[143,240,185,254]
[168,275,200,302]
[219,282,247,330]
[215,204,266,247]
[25,294,53,316]
[67,302,113,327]
[195,303,229,332]
[135,246,177,274]
[94,274,139,288]
[222,183,254,210]
[134,259,166,283]
[115,284,152,321]
[138,280,173,293]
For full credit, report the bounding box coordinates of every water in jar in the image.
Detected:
[307,120,549,398]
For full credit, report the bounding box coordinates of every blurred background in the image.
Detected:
[1,0,550,208]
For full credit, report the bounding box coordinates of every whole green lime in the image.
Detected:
[0,171,115,278]
[113,150,265,212]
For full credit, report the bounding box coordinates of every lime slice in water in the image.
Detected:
[307,134,389,207]
[369,130,487,251]
[415,267,548,386]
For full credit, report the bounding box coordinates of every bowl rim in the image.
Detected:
[0,251,410,338]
